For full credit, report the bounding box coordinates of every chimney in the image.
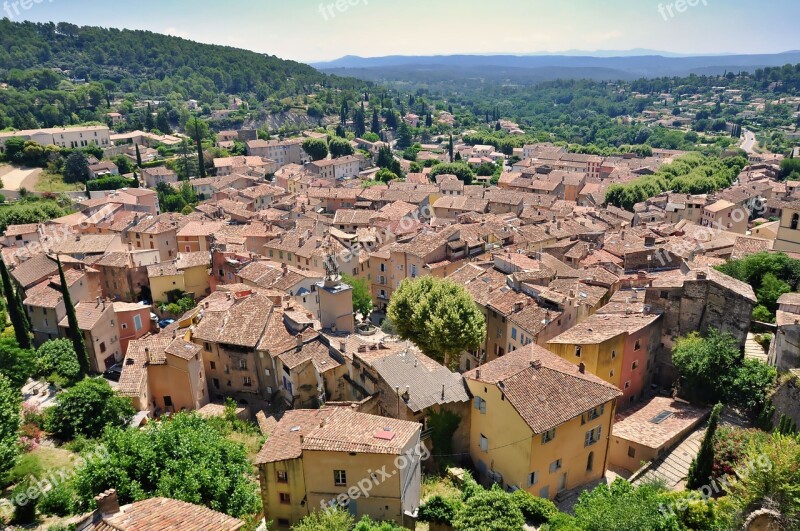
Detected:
[578,362,586,374]
[530,359,542,369]
[339,341,346,353]
[94,489,120,516]
[476,368,481,379]
[441,384,446,400]
[696,270,707,280]
[296,335,304,348]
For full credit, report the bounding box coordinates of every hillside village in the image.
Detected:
[1,112,799,530]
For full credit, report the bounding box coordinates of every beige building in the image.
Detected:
[0,125,110,152]
[307,155,361,181]
[58,299,121,372]
[118,334,209,414]
[126,213,181,262]
[255,407,422,529]
[23,269,95,346]
[773,200,800,253]
[700,199,748,234]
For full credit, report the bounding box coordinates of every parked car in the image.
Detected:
[103,363,123,382]
[158,318,175,329]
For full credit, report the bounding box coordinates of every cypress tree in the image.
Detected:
[371,109,380,135]
[192,118,206,179]
[135,144,143,167]
[687,403,722,489]
[57,257,90,376]
[448,135,454,163]
[0,258,30,349]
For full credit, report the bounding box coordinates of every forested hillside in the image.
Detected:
[0,19,370,130]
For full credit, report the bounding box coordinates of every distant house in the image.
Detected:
[88,161,119,179]
[141,166,178,188]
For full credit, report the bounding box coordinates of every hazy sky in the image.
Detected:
[7,0,800,62]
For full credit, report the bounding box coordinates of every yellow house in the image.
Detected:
[773,200,800,253]
[463,344,621,499]
[255,408,422,529]
[147,252,211,303]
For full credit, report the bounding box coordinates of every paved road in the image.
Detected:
[740,129,758,154]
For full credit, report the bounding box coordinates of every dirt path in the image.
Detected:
[0,165,42,191]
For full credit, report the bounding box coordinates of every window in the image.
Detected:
[527,471,538,487]
[279,493,291,505]
[660,290,668,299]
[276,471,288,483]
[265,369,271,377]
[549,459,562,473]
[99,342,106,353]
[587,451,594,472]
[793,213,800,230]
[511,327,517,340]
[632,360,639,370]
[611,350,617,359]
[133,314,142,331]
[634,340,641,351]
[479,434,489,452]
[380,263,386,272]
[585,426,602,447]
[243,376,252,387]
[213,378,219,389]
[583,404,604,423]
[121,323,128,330]
[624,381,631,390]
[239,359,247,370]
[334,470,347,486]
[628,446,636,458]
[210,361,216,370]
[164,396,173,407]
[473,397,486,414]
[542,428,556,444]
[575,346,582,358]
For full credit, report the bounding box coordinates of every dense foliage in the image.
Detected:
[0,373,21,478]
[387,277,486,367]
[605,153,747,211]
[44,378,135,440]
[687,403,722,489]
[34,338,81,387]
[72,412,260,518]
[716,251,800,322]
[341,274,373,318]
[672,330,777,416]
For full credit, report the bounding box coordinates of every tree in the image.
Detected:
[63,151,90,184]
[387,277,486,367]
[671,330,740,404]
[302,137,329,161]
[3,136,26,163]
[0,336,35,389]
[672,330,776,416]
[353,104,366,137]
[57,257,90,376]
[371,109,381,134]
[134,144,143,167]
[187,117,207,178]
[293,509,353,531]
[453,485,525,531]
[156,109,171,134]
[562,478,683,531]
[342,274,372,318]
[72,412,260,518]
[396,121,413,150]
[328,136,355,158]
[34,338,81,387]
[44,378,135,440]
[376,146,403,176]
[448,135,454,163]
[0,373,21,478]
[757,273,791,315]
[429,162,475,185]
[375,168,399,183]
[0,257,31,349]
[726,433,800,524]
[687,403,722,489]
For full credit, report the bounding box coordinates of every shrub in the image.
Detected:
[39,482,75,516]
[511,489,559,525]
[418,495,460,525]
[11,478,38,524]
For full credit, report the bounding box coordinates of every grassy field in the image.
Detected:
[34,171,84,193]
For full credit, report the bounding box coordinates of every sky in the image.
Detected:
[6,0,800,63]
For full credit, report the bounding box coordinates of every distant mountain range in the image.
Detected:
[311,51,800,83]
